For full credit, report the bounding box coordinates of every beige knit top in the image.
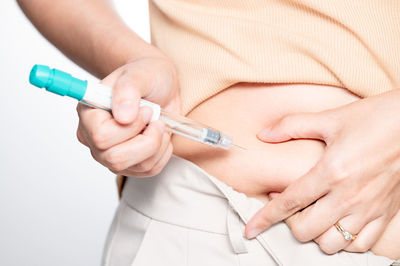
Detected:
[148,0,400,115]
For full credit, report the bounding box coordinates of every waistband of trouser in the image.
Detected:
[122,155,395,266]
[122,155,238,234]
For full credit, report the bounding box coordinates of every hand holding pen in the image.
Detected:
[30,60,241,176]
[76,56,180,177]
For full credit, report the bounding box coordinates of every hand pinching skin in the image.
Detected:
[246,89,400,255]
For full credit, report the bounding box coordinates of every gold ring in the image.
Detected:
[334,222,358,241]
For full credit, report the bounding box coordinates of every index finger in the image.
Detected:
[245,161,329,239]
[77,102,152,150]
[76,101,112,124]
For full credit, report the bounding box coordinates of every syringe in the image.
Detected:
[29,65,244,150]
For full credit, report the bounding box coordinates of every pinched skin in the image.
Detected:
[172,82,400,260]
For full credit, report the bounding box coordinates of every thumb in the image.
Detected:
[110,67,153,125]
[258,112,330,142]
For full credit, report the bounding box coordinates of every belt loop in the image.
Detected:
[226,205,248,254]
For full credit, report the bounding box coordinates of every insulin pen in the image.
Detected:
[29,64,243,150]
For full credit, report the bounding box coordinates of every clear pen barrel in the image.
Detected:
[159,110,232,150]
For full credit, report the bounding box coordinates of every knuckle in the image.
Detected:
[120,68,129,76]
[135,161,151,173]
[281,198,301,213]
[109,164,125,174]
[104,151,126,172]
[131,172,151,178]
[144,147,172,176]
[145,136,162,154]
[76,129,85,145]
[132,116,146,131]
[280,115,295,129]
[324,112,340,137]
[258,215,273,228]
[336,198,351,211]
[108,168,120,175]
[291,224,310,243]
[338,194,360,210]
[114,73,133,91]
[327,158,350,185]
[76,103,85,115]
[136,159,155,173]
[91,128,109,150]
[351,241,370,253]
[318,237,337,255]
[89,149,100,164]
[319,244,337,255]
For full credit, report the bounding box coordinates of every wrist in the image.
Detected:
[93,23,166,77]
[124,44,169,66]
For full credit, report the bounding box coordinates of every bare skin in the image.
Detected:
[173,83,400,260]
[245,88,400,258]
[18,0,399,260]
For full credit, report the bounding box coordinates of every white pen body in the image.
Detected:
[82,81,161,122]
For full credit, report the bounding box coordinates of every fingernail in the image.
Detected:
[257,127,271,139]
[246,228,263,239]
[116,101,135,122]
[140,107,153,124]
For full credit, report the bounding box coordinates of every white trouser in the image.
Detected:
[102,155,396,266]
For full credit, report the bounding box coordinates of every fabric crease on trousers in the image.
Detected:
[102,155,397,266]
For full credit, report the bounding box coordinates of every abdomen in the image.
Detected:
[172,82,400,259]
[172,83,359,198]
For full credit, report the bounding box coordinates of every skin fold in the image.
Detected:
[173,83,400,260]
[245,88,400,258]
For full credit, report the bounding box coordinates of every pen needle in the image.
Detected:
[232,143,247,150]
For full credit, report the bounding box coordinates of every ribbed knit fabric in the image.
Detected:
[148,0,400,115]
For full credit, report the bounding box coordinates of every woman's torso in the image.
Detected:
[150,0,400,260]
[171,83,400,259]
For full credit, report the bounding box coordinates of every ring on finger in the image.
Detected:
[334,222,358,241]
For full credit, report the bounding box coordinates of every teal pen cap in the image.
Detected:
[29,64,87,101]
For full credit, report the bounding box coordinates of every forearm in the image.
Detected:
[17,0,163,78]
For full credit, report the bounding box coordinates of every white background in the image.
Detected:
[0,1,149,265]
